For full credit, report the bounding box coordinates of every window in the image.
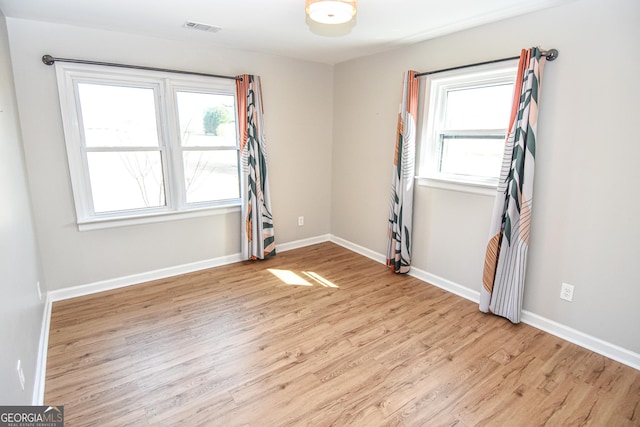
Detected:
[418,61,517,194]
[55,62,240,229]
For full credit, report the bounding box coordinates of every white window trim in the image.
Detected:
[417,60,518,196]
[54,62,241,230]
[416,177,498,197]
[77,204,241,231]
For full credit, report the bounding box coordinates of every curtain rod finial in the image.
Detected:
[42,55,55,65]
[546,49,559,61]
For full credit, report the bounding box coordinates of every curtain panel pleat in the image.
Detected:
[386,70,419,273]
[480,48,546,323]
[236,74,276,260]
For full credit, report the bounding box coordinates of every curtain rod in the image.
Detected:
[41,54,242,81]
[414,48,558,78]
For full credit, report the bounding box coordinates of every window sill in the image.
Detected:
[416,176,497,197]
[77,204,241,231]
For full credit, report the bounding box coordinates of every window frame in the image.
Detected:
[54,62,241,230]
[417,60,518,196]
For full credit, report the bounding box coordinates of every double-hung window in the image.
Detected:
[55,62,240,229]
[418,61,517,194]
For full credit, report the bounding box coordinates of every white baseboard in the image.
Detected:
[277,234,331,253]
[47,235,332,303]
[329,234,640,371]
[520,310,640,370]
[37,232,639,404]
[330,235,386,264]
[408,267,482,303]
[48,253,243,302]
[32,294,52,405]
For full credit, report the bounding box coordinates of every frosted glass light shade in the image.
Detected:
[305,0,357,25]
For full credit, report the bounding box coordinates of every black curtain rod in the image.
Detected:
[414,48,559,78]
[41,54,241,81]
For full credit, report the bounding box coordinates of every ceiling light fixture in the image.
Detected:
[305,0,357,25]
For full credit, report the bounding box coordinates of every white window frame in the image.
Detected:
[54,62,241,230]
[417,60,517,196]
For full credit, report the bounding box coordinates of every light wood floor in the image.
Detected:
[45,242,640,426]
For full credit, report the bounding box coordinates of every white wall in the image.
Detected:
[6,18,334,291]
[332,0,640,354]
[0,12,45,404]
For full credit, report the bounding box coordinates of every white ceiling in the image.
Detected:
[0,0,574,64]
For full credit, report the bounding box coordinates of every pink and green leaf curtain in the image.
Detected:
[480,48,546,322]
[236,74,276,260]
[386,70,419,273]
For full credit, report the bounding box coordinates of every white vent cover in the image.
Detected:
[184,21,223,33]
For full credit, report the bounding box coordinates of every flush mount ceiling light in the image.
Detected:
[305,0,357,25]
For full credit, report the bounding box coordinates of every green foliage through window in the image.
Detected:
[203,106,231,136]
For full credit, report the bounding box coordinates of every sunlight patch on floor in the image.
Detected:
[267,269,339,288]
[267,269,312,286]
[302,271,339,288]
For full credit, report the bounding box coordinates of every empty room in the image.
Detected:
[1,0,639,425]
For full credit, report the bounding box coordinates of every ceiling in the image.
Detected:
[0,0,574,64]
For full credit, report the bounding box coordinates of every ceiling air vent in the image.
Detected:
[183,21,223,33]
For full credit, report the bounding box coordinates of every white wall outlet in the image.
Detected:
[36,280,43,301]
[298,216,304,226]
[17,359,25,391]
[560,282,574,302]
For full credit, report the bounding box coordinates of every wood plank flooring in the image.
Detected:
[45,242,640,426]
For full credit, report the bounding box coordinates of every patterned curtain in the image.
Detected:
[480,48,546,322]
[236,74,276,260]
[386,70,419,273]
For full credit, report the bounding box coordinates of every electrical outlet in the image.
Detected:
[560,282,574,302]
[298,216,304,226]
[17,360,25,391]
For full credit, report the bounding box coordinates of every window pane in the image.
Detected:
[87,152,165,212]
[176,91,237,147]
[445,84,513,130]
[183,150,239,204]
[78,83,159,147]
[440,135,504,179]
